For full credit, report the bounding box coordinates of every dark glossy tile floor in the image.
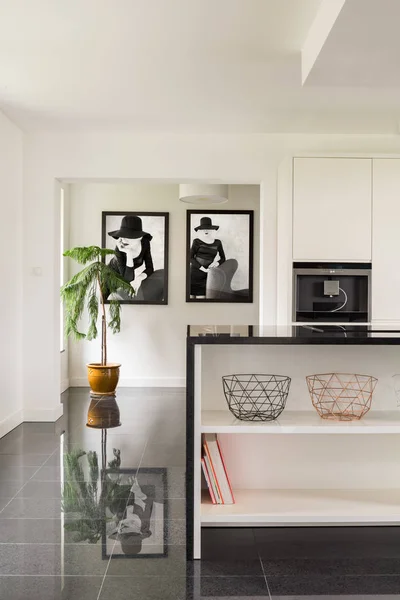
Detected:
[1,388,400,598]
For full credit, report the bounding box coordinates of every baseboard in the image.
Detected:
[0,409,23,438]
[60,378,70,393]
[69,377,186,388]
[23,405,64,422]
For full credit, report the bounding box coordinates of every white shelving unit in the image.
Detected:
[201,410,400,529]
[188,333,400,559]
[202,409,400,434]
[201,489,400,526]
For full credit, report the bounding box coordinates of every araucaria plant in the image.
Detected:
[60,246,133,365]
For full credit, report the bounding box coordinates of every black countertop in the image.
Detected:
[187,325,400,345]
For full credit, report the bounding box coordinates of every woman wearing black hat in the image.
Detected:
[107,215,164,302]
[190,216,226,298]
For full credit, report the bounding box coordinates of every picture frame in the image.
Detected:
[102,211,169,305]
[102,467,168,559]
[186,210,254,303]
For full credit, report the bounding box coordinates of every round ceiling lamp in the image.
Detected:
[179,184,228,205]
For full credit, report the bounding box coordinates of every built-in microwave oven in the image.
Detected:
[293,262,371,324]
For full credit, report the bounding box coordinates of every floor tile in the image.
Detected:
[102,519,185,560]
[0,482,24,498]
[16,480,63,498]
[159,467,186,499]
[197,576,269,598]
[106,545,188,578]
[0,454,52,467]
[0,497,62,518]
[42,452,63,466]
[99,576,187,600]
[63,518,108,545]
[5,429,60,443]
[63,441,145,471]
[0,438,60,455]
[0,498,13,512]
[0,466,38,482]
[0,517,103,544]
[0,544,62,575]
[0,428,23,443]
[105,517,186,547]
[0,518,62,543]
[165,519,186,545]
[0,544,108,576]
[0,575,102,600]
[268,574,400,596]
[191,558,264,578]
[22,422,63,434]
[140,443,186,467]
[167,498,186,520]
[100,576,270,600]
[31,466,61,481]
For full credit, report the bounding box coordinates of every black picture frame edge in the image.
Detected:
[101,466,168,560]
[185,209,254,303]
[101,211,170,306]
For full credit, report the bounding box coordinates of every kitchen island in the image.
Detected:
[186,325,400,559]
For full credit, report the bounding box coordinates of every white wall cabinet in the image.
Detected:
[293,158,372,262]
[372,159,400,323]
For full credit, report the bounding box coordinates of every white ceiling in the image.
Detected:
[1,0,400,133]
[305,0,400,88]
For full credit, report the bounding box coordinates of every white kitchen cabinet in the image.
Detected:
[372,159,400,323]
[293,158,372,261]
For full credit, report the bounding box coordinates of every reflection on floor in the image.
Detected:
[0,388,400,599]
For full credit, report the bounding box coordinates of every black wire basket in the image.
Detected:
[222,374,291,421]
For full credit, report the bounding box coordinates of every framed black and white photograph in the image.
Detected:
[186,210,254,302]
[102,212,169,305]
[102,468,167,559]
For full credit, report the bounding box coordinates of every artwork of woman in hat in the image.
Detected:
[106,215,164,302]
[190,216,226,298]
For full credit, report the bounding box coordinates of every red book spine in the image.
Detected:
[203,440,224,504]
[201,457,216,504]
[216,438,235,503]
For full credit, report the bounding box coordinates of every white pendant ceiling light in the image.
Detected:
[179,184,228,204]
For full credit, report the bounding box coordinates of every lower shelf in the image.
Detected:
[201,489,400,526]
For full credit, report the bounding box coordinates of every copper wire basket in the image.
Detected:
[306,373,378,421]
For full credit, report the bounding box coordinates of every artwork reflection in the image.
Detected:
[62,435,167,558]
[102,468,167,559]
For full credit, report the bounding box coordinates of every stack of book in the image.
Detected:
[201,433,235,505]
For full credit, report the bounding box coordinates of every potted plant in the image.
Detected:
[61,246,134,395]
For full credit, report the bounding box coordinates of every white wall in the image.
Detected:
[22,131,400,418]
[67,182,259,386]
[0,111,23,436]
[60,183,70,393]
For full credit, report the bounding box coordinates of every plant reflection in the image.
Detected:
[62,436,129,544]
[62,429,167,557]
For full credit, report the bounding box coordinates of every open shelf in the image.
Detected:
[201,410,400,434]
[201,489,400,526]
